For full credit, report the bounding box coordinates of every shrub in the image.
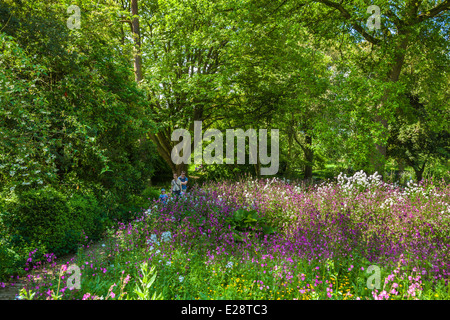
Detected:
[0,194,48,280]
[67,192,106,242]
[120,187,161,216]
[0,233,47,281]
[2,188,73,256]
[141,187,161,202]
[2,188,108,259]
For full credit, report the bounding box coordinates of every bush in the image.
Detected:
[2,188,73,257]
[67,192,106,242]
[141,187,161,203]
[121,187,161,214]
[2,188,107,259]
[0,233,47,281]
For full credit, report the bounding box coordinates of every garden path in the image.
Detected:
[0,239,110,300]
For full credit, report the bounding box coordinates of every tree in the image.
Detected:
[0,0,157,200]
[129,0,252,173]
[388,94,450,181]
[283,0,450,176]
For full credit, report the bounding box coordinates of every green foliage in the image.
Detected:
[0,0,157,196]
[199,164,248,182]
[0,232,47,281]
[67,192,106,242]
[225,208,275,242]
[1,188,107,259]
[388,94,450,181]
[106,186,161,222]
[2,188,72,256]
[143,187,161,201]
[0,193,44,281]
[131,262,164,300]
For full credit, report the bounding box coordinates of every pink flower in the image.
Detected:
[82,293,91,300]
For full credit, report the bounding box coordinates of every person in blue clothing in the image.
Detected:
[178,171,188,195]
[159,188,169,204]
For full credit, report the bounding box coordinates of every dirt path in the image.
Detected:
[0,237,113,300]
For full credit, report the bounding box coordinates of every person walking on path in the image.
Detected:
[171,173,182,197]
[178,171,188,195]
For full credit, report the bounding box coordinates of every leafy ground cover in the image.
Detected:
[8,172,450,300]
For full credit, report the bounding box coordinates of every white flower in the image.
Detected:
[179,276,184,282]
[166,261,172,266]
[102,244,106,247]
[147,234,160,246]
[161,231,172,242]
[226,261,233,269]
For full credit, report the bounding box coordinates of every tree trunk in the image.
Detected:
[414,161,427,182]
[149,131,177,173]
[286,121,294,178]
[149,107,204,174]
[371,32,410,178]
[176,163,188,175]
[304,134,313,181]
[131,0,142,83]
[397,159,404,181]
[414,167,424,183]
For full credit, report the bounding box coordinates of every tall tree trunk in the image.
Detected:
[176,163,188,175]
[286,120,294,178]
[304,134,313,181]
[414,161,427,182]
[149,130,177,173]
[149,106,204,174]
[371,32,410,177]
[414,167,424,183]
[131,0,142,83]
[254,156,261,178]
[397,158,405,182]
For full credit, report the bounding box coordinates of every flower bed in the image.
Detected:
[15,172,450,300]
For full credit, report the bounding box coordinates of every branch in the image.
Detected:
[385,9,403,29]
[293,132,307,153]
[417,0,450,23]
[271,0,289,15]
[316,0,380,45]
[119,19,133,29]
